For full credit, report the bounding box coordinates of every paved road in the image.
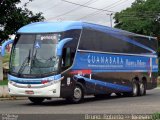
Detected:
[0,88,160,114]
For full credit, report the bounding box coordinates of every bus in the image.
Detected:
[1,21,158,104]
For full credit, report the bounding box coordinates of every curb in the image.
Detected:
[0,97,27,101]
[155,87,160,89]
[0,85,9,98]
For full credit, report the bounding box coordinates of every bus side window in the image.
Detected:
[61,47,71,70]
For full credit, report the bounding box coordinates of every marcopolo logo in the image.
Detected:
[41,35,56,40]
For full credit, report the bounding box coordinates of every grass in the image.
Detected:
[152,112,160,120]
[157,77,160,87]
[0,79,8,86]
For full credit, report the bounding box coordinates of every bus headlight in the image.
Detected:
[9,81,16,86]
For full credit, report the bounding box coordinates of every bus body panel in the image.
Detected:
[60,51,157,96]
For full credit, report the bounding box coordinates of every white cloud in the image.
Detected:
[19,0,135,26]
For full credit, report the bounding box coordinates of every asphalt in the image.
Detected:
[0,88,160,115]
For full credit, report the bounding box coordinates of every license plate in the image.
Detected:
[25,90,34,94]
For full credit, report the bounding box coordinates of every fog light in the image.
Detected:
[8,88,10,92]
[9,81,16,85]
[53,89,56,93]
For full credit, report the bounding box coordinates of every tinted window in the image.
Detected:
[129,35,157,52]
[79,28,151,54]
[60,30,81,71]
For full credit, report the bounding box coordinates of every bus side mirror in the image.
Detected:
[56,38,73,56]
[1,39,14,57]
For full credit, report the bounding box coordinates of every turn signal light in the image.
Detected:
[41,80,49,84]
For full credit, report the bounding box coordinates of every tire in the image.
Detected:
[94,93,111,98]
[132,81,139,97]
[66,83,84,103]
[123,81,139,97]
[28,97,45,104]
[139,82,146,96]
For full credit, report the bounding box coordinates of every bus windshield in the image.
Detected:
[10,33,61,77]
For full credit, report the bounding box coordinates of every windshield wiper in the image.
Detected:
[30,50,44,76]
[17,49,31,75]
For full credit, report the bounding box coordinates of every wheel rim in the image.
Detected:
[133,83,137,96]
[140,83,144,95]
[74,87,82,100]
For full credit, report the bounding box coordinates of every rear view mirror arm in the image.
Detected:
[1,39,14,57]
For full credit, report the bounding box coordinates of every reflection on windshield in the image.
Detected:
[17,49,31,74]
[10,34,60,76]
[30,49,59,75]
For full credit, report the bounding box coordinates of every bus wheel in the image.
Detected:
[28,97,45,104]
[131,81,139,97]
[139,82,146,96]
[66,83,84,103]
[123,81,138,97]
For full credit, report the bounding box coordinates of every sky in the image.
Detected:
[19,0,135,27]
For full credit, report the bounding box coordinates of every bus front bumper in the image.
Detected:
[8,81,61,98]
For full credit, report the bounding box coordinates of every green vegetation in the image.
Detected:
[114,0,160,36]
[0,0,44,41]
[0,80,8,86]
[152,112,160,120]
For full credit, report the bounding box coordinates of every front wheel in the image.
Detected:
[28,97,45,104]
[66,83,84,103]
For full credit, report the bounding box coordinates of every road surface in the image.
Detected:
[0,88,160,115]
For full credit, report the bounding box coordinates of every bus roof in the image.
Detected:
[17,21,156,39]
[17,21,82,33]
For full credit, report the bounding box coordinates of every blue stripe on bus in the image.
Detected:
[74,75,132,92]
[71,69,158,73]
[8,74,62,84]
[10,80,41,84]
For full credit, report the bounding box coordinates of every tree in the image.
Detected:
[0,0,44,41]
[114,0,160,37]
